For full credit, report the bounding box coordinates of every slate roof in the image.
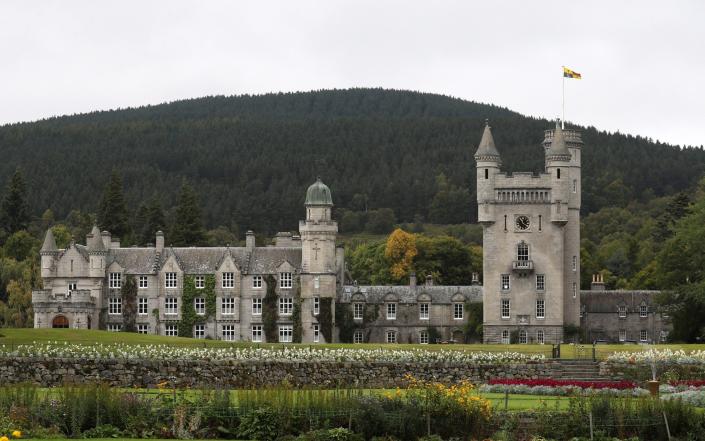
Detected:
[40,228,58,253]
[248,247,302,274]
[580,290,662,313]
[339,285,483,304]
[546,121,571,159]
[108,248,159,274]
[474,121,501,160]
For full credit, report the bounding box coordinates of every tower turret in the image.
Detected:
[40,228,58,278]
[87,225,107,278]
[475,120,501,224]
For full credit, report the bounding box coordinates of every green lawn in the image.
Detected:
[1,328,703,360]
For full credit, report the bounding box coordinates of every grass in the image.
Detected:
[2,328,704,360]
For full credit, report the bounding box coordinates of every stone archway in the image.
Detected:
[52,315,69,328]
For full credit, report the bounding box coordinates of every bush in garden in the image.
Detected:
[238,406,282,441]
[297,428,363,441]
[80,424,123,438]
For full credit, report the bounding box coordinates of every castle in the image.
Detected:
[32,122,671,344]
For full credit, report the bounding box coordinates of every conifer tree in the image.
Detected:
[145,198,166,241]
[1,168,29,235]
[170,181,205,246]
[98,171,131,239]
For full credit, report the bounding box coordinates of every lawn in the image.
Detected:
[2,328,704,360]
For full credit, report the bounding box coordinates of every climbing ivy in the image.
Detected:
[335,303,355,343]
[263,275,279,342]
[292,278,302,343]
[319,298,333,343]
[178,274,216,338]
[121,275,137,333]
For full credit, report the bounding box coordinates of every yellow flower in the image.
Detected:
[11,431,21,439]
[1,436,10,441]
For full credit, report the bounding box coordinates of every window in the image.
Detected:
[537,330,545,344]
[109,297,122,315]
[639,305,648,318]
[252,325,263,342]
[353,303,364,319]
[280,272,292,289]
[165,324,178,337]
[640,329,648,342]
[484,169,489,179]
[420,330,429,344]
[501,274,510,291]
[618,305,627,318]
[313,296,320,315]
[536,299,545,319]
[137,324,149,334]
[195,276,205,289]
[501,299,510,319]
[660,330,669,342]
[573,179,577,193]
[222,272,234,288]
[619,329,626,342]
[557,168,561,179]
[221,297,235,315]
[517,242,529,261]
[536,274,545,291]
[313,324,320,343]
[279,297,293,315]
[314,276,320,289]
[165,297,178,315]
[222,325,236,341]
[194,324,205,339]
[68,281,77,293]
[279,325,293,343]
[107,324,122,332]
[139,276,148,289]
[538,215,542,231]
[353,330,364,344]
[109,272,122,289]
[386,303,397,320]
[138,297,148,315]
[419,302,429,320]
[165,272,177,288]
[573,282,577,298]
[501,329,510,344]
[572,256,577,271]
[252,298,262,315]
[252,275,263,289]
[194,297,205,315]
[386,330,397,343]
[519,330,527,344]
[453,303,464,320]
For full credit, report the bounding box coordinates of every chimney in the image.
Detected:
[591,273,605,291]
[101,231,111,249]
[425,274,434,287]
[471,272,480,285]
[156,231,164,253]
[409,271,417,287]
[246,230,256,249]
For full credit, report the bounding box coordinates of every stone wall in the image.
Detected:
[0,357,560,388]
[600,361,705,382]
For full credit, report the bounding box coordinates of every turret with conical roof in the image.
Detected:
[87,225,106,253]
[475,120,502,224]
[40,229,58,278]
[474,120,502,163]
[545,120,571,161]
[40,228,58,254]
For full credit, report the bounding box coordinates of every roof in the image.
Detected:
[305,178,333,206]
[108,248,159,274]
[339,285,483,304]
[86,226,106,252]
[580,290,662,313]
[545,121,571,160]
[474,120,501,161]
[40,228,58,253]
[248,247,302,274]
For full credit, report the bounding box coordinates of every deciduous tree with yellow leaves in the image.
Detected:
[384,228,417,282]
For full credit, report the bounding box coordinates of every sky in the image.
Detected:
[1,1,704,147]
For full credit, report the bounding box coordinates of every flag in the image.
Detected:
[563,67,582,79]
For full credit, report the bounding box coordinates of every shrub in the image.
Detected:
[81,424,123,439]
[238,407,282,441]
[297,428,363,441]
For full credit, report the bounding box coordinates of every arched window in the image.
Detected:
[517,242,529,261]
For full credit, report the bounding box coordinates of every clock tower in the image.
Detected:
[476,120,582,344]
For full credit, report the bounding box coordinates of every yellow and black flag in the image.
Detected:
[563,66,582,79]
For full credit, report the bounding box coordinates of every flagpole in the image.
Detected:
[561,66,565,129]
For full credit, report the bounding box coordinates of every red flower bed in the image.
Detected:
[488,378,638,390]
[670,380,705,387]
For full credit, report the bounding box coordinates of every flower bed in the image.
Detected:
[488,378,638,390]
[607,348,705,365]
[479,378,647,397]
[661,389,705,407]
[0,341,544,364]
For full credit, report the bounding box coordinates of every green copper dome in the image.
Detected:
[305,178,333,206]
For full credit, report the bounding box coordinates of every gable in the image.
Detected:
[56,246,89,277]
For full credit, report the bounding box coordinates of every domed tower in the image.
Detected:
[299,178,338,342]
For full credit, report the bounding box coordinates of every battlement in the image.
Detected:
[32,289,94,304]
[543,128,583,149]
[496,189,551,204]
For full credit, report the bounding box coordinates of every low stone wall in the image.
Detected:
[0,357,561,388]
[601,361,705,382]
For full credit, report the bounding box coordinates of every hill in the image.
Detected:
[0,88,703,237]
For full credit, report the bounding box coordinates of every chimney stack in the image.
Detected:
[101,231,111,249]
[591,273,605,291]
[425,274,434,287]
[409,272,417,287]
[471,272,480,285]
[156,231,164,253]
[246,230,256,249]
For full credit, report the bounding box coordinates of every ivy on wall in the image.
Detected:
[178,274,216,338]
[263,275,279,342]
[292,278,302,343]
[319,298,333,343]
[121,275,137,333]
[336,302,379,343]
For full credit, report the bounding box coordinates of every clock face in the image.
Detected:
[516,215,530,230]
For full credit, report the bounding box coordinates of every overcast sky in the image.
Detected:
[1,1,704,146]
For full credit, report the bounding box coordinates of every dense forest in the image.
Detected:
[1,88,703,238]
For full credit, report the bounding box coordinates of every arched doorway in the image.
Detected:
[52,315,69,328]
[452,329,465,344]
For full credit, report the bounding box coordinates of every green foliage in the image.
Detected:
[120,275,137,333]
[335,303,355,343]
[297,428,364,441]
[3,230,38,261]
[97,171,131,240]
[464,302,483,342]
[426,327,442,344]
[292,279,302,343]
[429,172,471,224]
[170,181,206,246]
[136,197,166,246]
[179,274,216,338]
[319,297,333,343]
[237,406,281,441]
[0,168,29,236]
[263,275,278,342]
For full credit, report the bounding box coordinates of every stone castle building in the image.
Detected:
[32,122,671,344]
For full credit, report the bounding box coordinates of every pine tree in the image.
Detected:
[145,198,166,242]
[1,168,29,235]
[170,182,205,246]
[97,171,131,239]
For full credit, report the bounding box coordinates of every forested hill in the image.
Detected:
[1,88,703,236]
